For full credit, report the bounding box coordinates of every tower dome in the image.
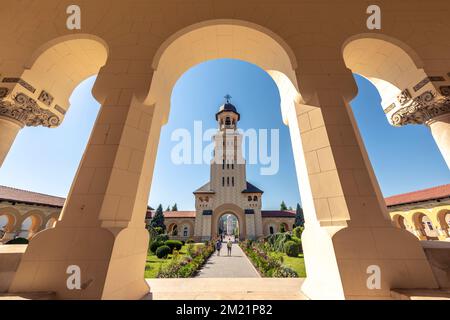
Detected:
[216,95,240,121]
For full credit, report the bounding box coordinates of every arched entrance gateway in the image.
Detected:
[1,1,448,300]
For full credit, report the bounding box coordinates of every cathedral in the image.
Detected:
[193,98,266,240]
[148,98,297,241]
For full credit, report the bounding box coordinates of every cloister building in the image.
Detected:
[2,182,448,244]
[387,184,450,241]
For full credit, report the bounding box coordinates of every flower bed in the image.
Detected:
[157,241,215,278]
[240,240,299,278]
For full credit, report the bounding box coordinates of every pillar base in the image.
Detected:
[9,225,150,300]
[301,223,439,300]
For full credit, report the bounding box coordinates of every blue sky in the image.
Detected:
[0,59,448,211]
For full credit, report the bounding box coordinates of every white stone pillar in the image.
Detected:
[428,113,450,169]
[0,118,22,166]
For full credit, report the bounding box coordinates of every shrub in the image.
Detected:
[273,266,298,278]
[293,226,304,239]
[156,245,171,259]
[291,236,303,254]
[186,238,195,244]
[6,237,29,245]
[270,233,291,252]
[165,240,183,252]
[181,240,186,246]
[284,241,299,257]
[149,241,164,253]
[155,234,169,243]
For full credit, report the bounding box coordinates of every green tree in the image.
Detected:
[151,204,166,231]
[280,201,288,211]
[171,203,178,211]
[294,203,305,227]
[166,206,171,211]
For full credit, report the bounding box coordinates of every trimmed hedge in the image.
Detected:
[6,237,29,245]
[165,240,183,253]
[149,241,164,253]
[155,234,169,243]
[284,241,300,257]
[293,226,304,239]
[156,245,171,259]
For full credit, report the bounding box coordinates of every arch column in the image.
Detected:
[9,67,162,299]
[290,62,438,299]
[388,78,450,169]
[0,76,63,167]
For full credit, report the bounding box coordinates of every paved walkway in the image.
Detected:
[195,243,260,278]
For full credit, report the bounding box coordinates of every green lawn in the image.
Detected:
[282,253,306,277]
[144,243,203,278]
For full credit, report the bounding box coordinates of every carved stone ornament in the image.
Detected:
[391,90,450,126]
[0,92,60,127]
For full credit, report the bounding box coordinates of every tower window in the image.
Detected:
[253,196,258,201]
[232,177,234,186]
[222,177,225,186]
[227,163,229,169]
[227,177,230,186]
[248,196,252,201]
[225,117,231,126]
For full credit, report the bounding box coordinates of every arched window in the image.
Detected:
[253,196,258,201]
[232,177,234,186]
[227,177,230,186]
[225,117,231,126]
[269,226,274,235]
[231,164,234,170]
[248,196,252,201]
[227,163,230,169]
[222,177,225,186]
[183,226,189,237]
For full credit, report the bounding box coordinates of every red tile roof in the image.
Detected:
[146,210,196,219]
[385,184,450,207]
[0,185,65,207]
[261,210,296,218]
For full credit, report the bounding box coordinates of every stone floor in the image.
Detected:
[146,278,308,300]
[195,243,260,278]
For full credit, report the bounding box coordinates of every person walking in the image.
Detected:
[216,239,222,256]
[227,239,232,256]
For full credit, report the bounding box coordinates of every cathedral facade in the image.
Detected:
[193,99,265,240]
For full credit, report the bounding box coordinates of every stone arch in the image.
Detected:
[167,223,178,236]
[279,222,289,232]
[44,212,60,229]
[436,209,450,238]
[21,35,109,112]
[411,211,438,240]
[392,214,407,230]
[0,207,19,233]
[212,203,246,241]
[18,210,46,239]
[263,221,277,235]
[145,20,304,126]
[179,220,195,238]
[343,35,426,110]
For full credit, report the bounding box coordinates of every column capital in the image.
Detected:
[0,92,61,128]
[391,89,450,126]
